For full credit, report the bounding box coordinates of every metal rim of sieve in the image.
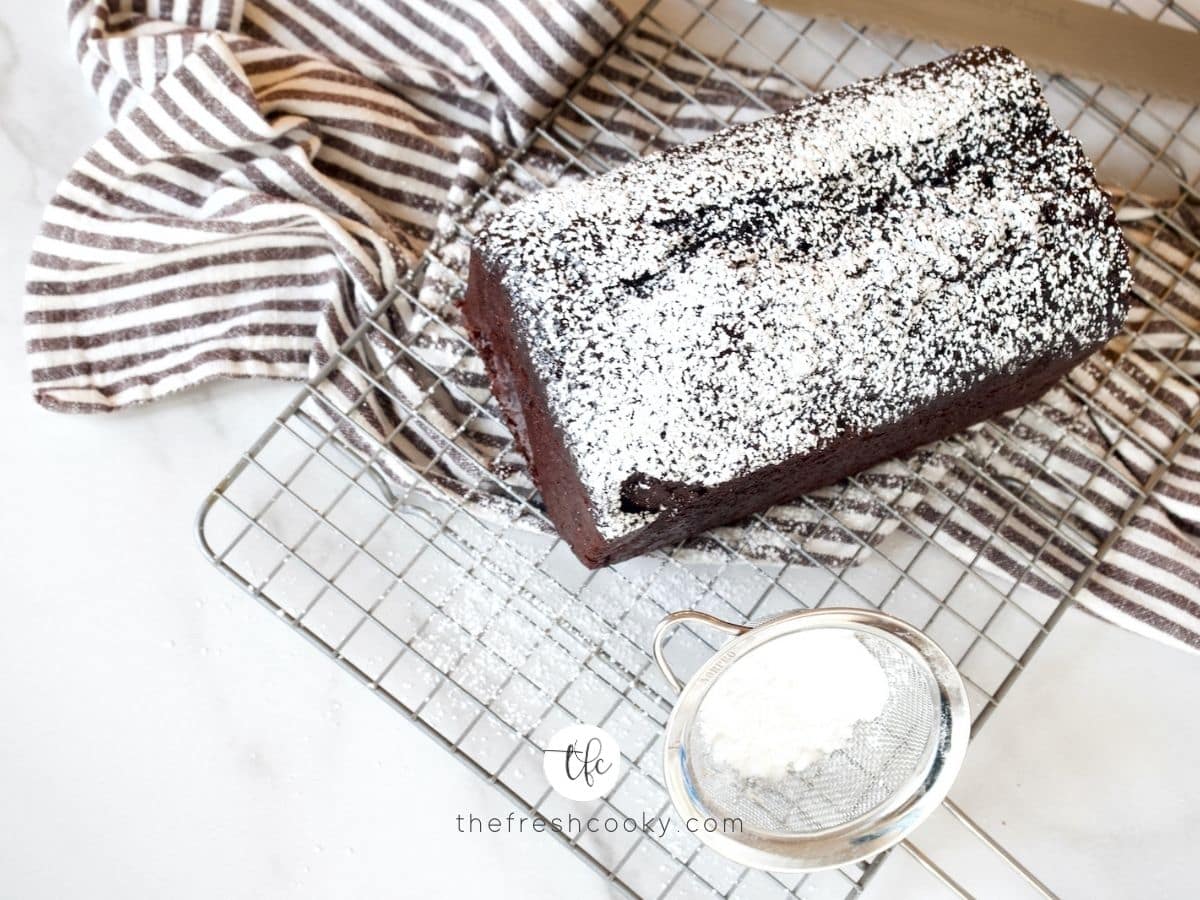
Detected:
[654,607,970,873]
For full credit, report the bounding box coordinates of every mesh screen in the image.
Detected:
[686,632,938,833]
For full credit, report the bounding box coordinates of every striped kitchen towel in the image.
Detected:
[25,0,1200,652]
[27,0,624,410]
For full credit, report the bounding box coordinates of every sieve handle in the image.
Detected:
[653,610,750,694]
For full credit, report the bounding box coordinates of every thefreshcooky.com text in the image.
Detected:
[455,811,743,839]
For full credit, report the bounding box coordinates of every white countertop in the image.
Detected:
[3,5,1200,898]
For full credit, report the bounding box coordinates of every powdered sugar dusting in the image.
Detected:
[475,47,1130,540]
[695,630,890,780]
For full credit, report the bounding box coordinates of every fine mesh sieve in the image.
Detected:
[688,632,940,835]
[653,608,970,873]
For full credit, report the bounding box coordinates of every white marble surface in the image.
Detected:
[2,4,1200,899]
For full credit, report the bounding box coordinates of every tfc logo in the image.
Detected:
[542,724,621,801]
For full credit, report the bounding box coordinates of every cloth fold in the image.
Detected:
[26,0,1200,654]
[28,0,621,410]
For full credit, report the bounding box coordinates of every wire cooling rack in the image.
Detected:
[198,0,1200,896]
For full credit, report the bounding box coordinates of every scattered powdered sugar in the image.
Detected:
[475,47,1130,540]
[694,629,891,780]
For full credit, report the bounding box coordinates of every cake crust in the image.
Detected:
[463,46,1131,568]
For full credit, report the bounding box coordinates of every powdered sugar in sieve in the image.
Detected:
[654,608,968,871]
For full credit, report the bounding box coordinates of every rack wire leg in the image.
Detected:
[942,799,1060,900]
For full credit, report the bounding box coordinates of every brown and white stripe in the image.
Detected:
[27,0,1200,654]
[30,0,622,410]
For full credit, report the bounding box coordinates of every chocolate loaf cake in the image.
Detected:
[463,47,1130,569]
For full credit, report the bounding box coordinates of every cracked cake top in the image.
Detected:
[475,47,1130,539]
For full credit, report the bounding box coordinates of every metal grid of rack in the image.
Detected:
[198,0,1200,896]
